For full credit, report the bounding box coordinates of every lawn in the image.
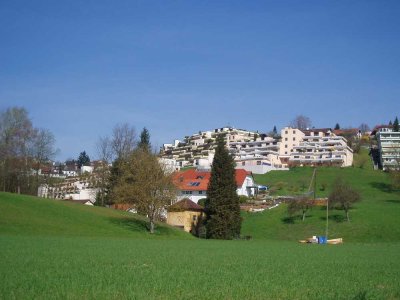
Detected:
[245,164,400,243]
[1,162,400,300]
[1,236,399,299]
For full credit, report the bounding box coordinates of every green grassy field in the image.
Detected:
[1,163,400,299]
[243,166,400,243]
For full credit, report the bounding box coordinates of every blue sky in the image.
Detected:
[1,0,399,160]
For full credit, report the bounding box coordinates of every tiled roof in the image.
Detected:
[168,198,204,212]
[333,128,359,136]
[173,168,251,191]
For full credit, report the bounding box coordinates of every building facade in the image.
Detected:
[375,126,400,170]
[173,168,256,203]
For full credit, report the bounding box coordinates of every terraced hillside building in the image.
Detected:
[161,126,354,173]
[160,127,259,168]
[288,128,353,167]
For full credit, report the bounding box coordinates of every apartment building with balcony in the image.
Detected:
[160,127,258,168]
[374,126,400,170]
[229,135,286,173]
[288,128,353,167]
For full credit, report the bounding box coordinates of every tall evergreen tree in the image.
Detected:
[77,151,90,168]
[334,123,340,130]
[389,120,393,126]
[205,135,241,239]
[138,127,151,152]
[393,117,399,132]
[272,126,278,136]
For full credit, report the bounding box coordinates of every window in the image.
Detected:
[293,130,296,134]
[199,191,203,195]
[257,161,261,165]
[193,215,197,221]
[242,162,245,166]
[285,131,288,134]
[285,138,288,141]
[285,145,288,148]
[293,137,296,141]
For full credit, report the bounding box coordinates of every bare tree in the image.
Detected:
[0,107,34,193]
[359,123,370,134]
[30,128,57,178]
[287,196,314,221]
[111,123,136,160]
[95,136,113,206]
[290,115,312,130]
[111,149,176,233]
[329,177,361,222]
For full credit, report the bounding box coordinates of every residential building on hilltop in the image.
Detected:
[160,127,258,169]
[161,126,354,173]
[372,125,400,170]
[289,128,353,167]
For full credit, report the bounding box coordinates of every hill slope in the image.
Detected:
[0,192,191,239]
[242,166,400,242]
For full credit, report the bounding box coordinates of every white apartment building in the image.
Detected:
[279,127,305,167]
[38,177,99,203]
[375,127,400,170]
[288,128,353,167]
[160,127,258,169]
[230,136,287,173]
[161,126,354,174]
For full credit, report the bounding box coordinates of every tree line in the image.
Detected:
[0,107,57,195]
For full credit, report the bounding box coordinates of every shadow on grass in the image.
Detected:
[353,290,367,300]
[320,214,346,223]
[369,182,393,193]
[108,216,181,236]
[282,215,312,224]
[282,216,295,224]
[109,216,149,232]
[386,199,400,204]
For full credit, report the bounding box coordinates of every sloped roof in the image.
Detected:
[172,168,252,191]
[168,198,203,212]
[333,128,359,136]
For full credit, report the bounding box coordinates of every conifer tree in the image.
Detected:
[334,123,340,130]
[393,117,399,132]
[272,126,278,136]
[77,151,90,168]
[205,135,241,239]
[138,127,151,152]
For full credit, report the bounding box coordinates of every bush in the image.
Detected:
[197,198,207,207]
[275,182,286,190]
[239,195,249,204]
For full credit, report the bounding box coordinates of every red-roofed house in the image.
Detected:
[173,168,256,203]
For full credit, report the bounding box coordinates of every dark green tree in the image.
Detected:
[334,123,340,130]
[393,117,399,132]
[138,127,151,152]
[77,151,90,168]
[389,120,393,126]
[204,135,241,239]
[272,126,278,136]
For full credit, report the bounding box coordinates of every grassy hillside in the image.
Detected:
[0,192,190,239]
[243,166,400,242]
[1,187,400,299]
